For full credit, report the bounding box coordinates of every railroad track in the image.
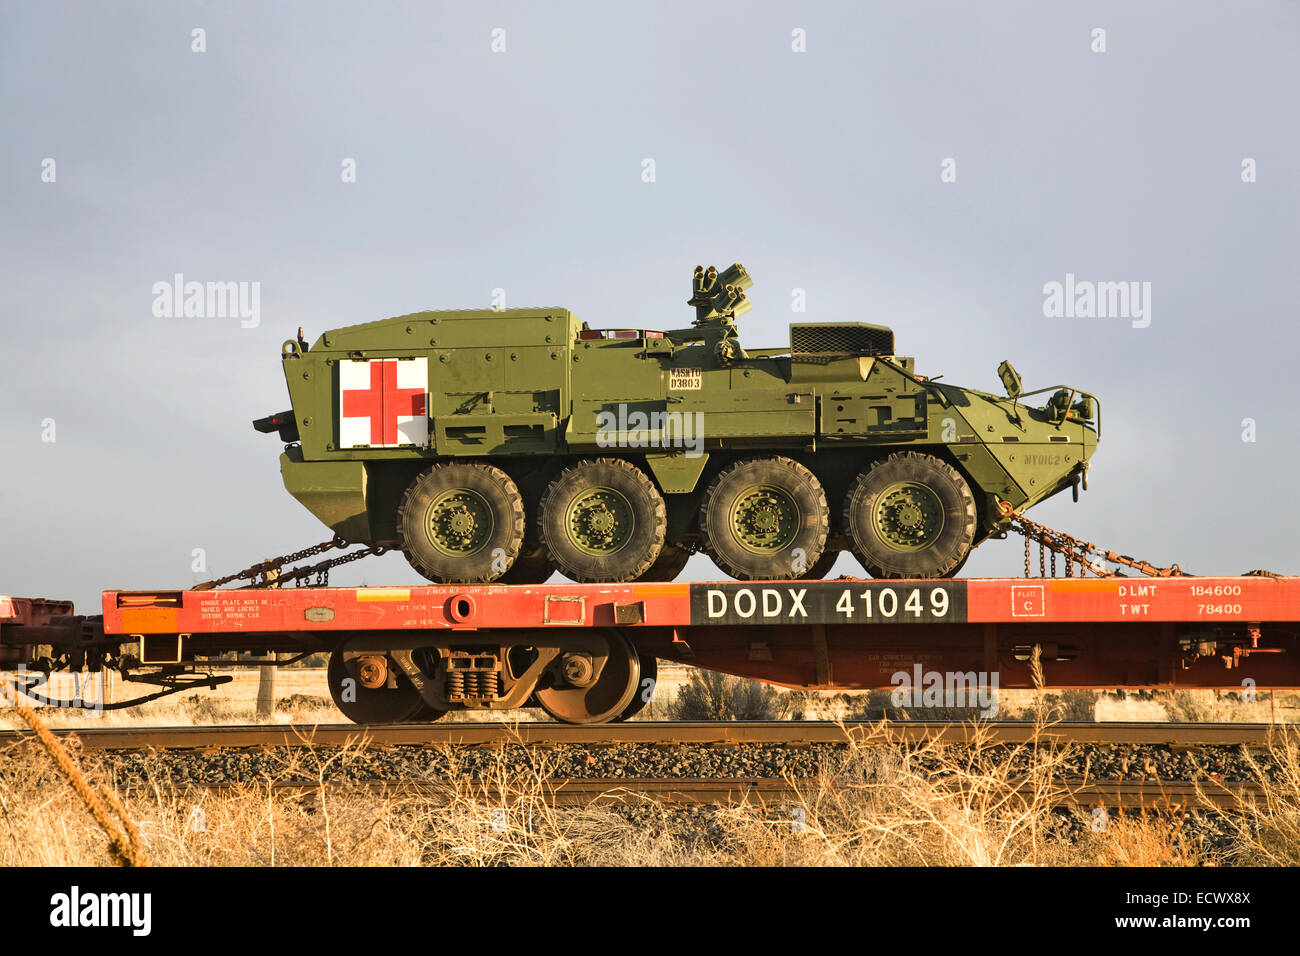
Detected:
[123,776,1265,811]
[2,720,1293,751]
[6,721,1282,812]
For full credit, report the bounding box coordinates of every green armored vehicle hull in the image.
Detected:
[256,264,1098,583]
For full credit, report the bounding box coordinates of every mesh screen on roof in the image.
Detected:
[790,325,894,356]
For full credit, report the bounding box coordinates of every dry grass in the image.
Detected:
[4,651,1298,866]
[1209,727,1300,865]
[0,728,705,866]
[5,703,1294,867]
[665,669,792,720]
[716,719,1080,866]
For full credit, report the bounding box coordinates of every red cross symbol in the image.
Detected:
[341,360,427,446]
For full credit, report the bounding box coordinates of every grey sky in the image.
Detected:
[2,1,1298,610]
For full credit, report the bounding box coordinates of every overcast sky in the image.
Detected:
[2,1,1297,610]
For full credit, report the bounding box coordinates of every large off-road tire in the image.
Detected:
[498,542,554,584]
[842,452,977,579]
[538,458,666,583]
[397,462,526,583]
[636,543,692,582]
[699,456,830,581]
[499,469,555,583]
[798,548,843,579]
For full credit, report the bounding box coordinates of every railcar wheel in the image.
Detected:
[327,639,444,723]
[397,462,526,583]
[613,649,658,721]
[843,452,977,579]
[538,458,666,582]
[407,703,447,722]
[636,543,691,582]
[699,456,829,581]
[533,631,641,724]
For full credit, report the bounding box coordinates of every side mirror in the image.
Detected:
[997,360,1022,399]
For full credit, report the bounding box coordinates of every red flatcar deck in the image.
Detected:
[96,576,1300,691]
[102,576,1300,632]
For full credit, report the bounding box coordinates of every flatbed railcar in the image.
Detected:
[3,575,1299,724]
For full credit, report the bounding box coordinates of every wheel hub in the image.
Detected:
[446,510,476,535]
[730,486,798,553]
[750,505,780,533]
[585,506,616,536]
[560,652,595,687]
[426,489,493,556]
[356,655,388,690]
[566,488,634,555]
[874,481,944,551]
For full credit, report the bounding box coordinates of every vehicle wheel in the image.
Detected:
[637,543,691,582]
[498,542,553,584]
[798,548,842,579]
[613,649,658,721]
[538,458,666,582]
[407,703,447,722]
[533,631,641,724]
[327,639,443,723]
[842,451,977,579]
[698,456,829,580]
[397,462,526,583]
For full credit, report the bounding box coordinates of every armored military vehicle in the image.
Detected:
[255,263,1098,584]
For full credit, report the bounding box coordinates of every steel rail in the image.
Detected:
[2,720,1293,752]
[112,776,1265,810]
